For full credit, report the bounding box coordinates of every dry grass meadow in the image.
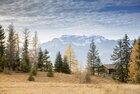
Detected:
[0,72,140,94]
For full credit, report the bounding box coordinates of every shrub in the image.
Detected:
[80,71,91,83]
[84,72,91,83]
[27,74,35,81]
[47,63,54,77]
[47,71,54,77]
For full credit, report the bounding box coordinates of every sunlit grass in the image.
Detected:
[0,72,140,94]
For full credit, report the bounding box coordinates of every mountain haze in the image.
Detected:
[41,35,118,68]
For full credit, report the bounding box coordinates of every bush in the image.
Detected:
[47,63,54,77]
[80,71,91,83]
[27,74,35,81]
[47,71,54,77]
[84,72,91,83]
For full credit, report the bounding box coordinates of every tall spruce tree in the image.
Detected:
[111,40,126,82]
[21,29,30,72]
[0,25,6,71]
[87,39,99,75]
[38,48,44,71]
[43,49,50,71]
[122,34,131,81]
[129,38,140,83]
[15,32,20,71]
[54,52,63,72]
[62,56,71,74]
[111,34,131,82]
[7,24,16,71]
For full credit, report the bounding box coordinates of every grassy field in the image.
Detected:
[0,72,140,94]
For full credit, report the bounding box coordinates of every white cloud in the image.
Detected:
[0,0,140,42]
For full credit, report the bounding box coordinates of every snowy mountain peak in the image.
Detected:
[51,35,107,46]
[60,35,106,41]
[41,35,116,67]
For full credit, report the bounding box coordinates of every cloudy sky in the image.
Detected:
[0,0,140,43]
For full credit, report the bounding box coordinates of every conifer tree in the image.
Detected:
[7,24,16,71]
[122,34,131,80]
[87,39,99,75]
[54,52,63,72]
[0,25,6,71]
[14,32,20,71]
[21,29,30,72]
[38,48,44,71]
[43,49,50,71]
[111,35,131,82]
[62,56,71,74]
[64,44,78,73]
[129,38,140,83]
[111,40,126,82]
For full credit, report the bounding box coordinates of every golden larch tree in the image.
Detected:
[129,40,140,83]
[64,44,78,73]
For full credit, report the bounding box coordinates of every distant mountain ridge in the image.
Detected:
[41,35,131,68]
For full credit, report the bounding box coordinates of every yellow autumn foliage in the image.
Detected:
[64,44,78,73]
[129,40,140,83]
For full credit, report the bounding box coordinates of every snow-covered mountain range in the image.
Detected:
[41,35,120,68]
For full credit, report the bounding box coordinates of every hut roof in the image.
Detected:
[103,64,115,69]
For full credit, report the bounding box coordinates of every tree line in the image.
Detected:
[87,34,140,83]
[0,24,75,81]
[0,24,140,83]
[0,24,42,78]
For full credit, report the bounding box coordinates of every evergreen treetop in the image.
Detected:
[54,52,63,72]
[0,25,6,71]
[38,48,44,71]
[87,39,99,75]
[21,29,30,72]
[62,56,71,74]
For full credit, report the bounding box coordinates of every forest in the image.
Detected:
[0,24,140,84]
